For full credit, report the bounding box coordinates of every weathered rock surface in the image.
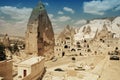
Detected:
[75,17,120,40]
[3,34,10,48]
[58,25,76,44]
[25,2,54,59]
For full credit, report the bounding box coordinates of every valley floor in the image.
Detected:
[43,55,120,80]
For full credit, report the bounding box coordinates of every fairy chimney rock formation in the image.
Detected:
[3,34,10,48]
[25,1,54,59]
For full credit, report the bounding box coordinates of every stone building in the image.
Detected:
[0,60,13,80]
[54,27,120,57]
[54,26,76,57]
[25,1,54,59]
[17,56,45,80]
[54,35,63,57]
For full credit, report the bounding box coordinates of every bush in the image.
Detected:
[0,43,6,61]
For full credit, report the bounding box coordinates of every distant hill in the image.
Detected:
[75,16,120,41]
[0,34,25,41]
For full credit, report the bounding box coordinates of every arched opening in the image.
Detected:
[80,53,83,56]
[65,37,70,40]
[87,44,89,48]
[62,52,65,57]
[87,49,91,52]
[71,48,76,52]
[23,70,27,77]
[77,42,80,44]
[95,51,97,55]
[84,40,87,43]
[64,45,68,49]
[77,45,81,48]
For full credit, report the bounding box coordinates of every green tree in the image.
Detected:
[0,43,6,61]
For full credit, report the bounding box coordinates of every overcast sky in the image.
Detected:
[0,0,120,36]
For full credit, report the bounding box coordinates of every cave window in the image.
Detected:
[71,48,76,52]
[64,41,66,44]
[84,40,87,43]
[23,70,27,77]
[103,40,105,43]
[38,32,40,38]
[80,53,82,56]
[100,39,102,41]
[87,44,89,48]
[62,52,65,57]
[95,51,97,55]
[77,45,81,48]
[65,37,70,40]
[87,49,91,52]
[115,47,118,50]
[64,45,68,49]
[59,49,61,51]
[77,42,80,44]
[77,49,81,51]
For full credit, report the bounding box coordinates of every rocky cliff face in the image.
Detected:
[25,2,54,59]
[57,25,76,44]
[75,17,120,41]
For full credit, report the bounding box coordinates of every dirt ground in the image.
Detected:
[44,55,120,80]
[98,56,120,80]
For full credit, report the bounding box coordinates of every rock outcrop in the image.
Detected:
[94,24,113,40]
[58,25,76,44]
[3,34,10,48]
[75,17,120,41]
[82,26,91,34]
[25,1,54,59]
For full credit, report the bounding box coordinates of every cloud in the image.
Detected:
[0,6,32,36]
[115,6,120,11]
[48,14,57,27]
[63,7,75,14]
[84,0,120,15]
[48,14,54,19]
[58,11,64,14]
[0,19,27,36]
[48,14,72,33]
[48,14,57,22]
[0,6,32,21]
[44,2,49,6]
[74,19,87,27]
[48,14,71,22]
[58,16,71,22]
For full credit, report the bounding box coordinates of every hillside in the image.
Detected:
[74,16,120,40]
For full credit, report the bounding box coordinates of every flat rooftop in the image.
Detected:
[19,56,44,66]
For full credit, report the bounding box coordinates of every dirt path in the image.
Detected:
[98,56,120,80]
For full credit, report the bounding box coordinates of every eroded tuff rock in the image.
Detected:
[25,2,54,59]
[58,25,76,44]
[75,17,120,41]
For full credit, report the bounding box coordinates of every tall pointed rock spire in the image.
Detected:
[25,1,54,60]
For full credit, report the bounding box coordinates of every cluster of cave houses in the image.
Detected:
[54,26,120,58]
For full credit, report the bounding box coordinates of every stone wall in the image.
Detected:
[0,60,13,80]
[22,58,45,80]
